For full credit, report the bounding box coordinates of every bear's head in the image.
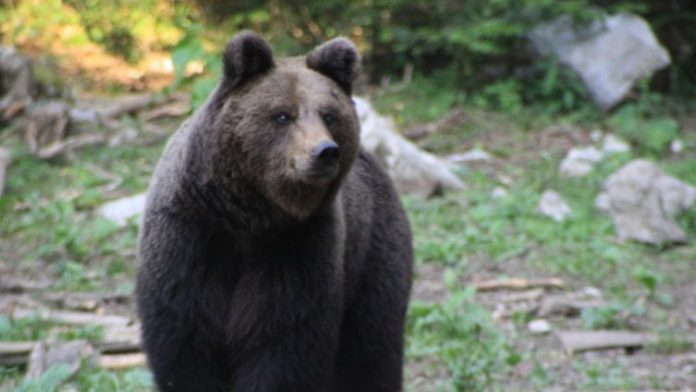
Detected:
[201,32,361,220]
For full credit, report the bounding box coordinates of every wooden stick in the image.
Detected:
[35,133,106,160]
[0,339,142,367]
[404,107,465,140]
[557,330,657,354]
[0,279,52,293]
[0,147,10,197]
[474,277,565,291]
[0,341,36,354]
[8,308,132,327]
[97,353,147,370]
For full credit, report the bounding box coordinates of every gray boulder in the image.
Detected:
[354,97,465,197]
[530,13,671,111]
[597,160,696,244]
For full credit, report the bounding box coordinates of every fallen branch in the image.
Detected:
[40,291,132,311]
[0,342,41,367]
[0,341,36,354]
[0,147,10,196]
[0,336,141,367]
[139,98,190,121]
[98,353,147,370]
[474,277,564,292]
[0,277,52,293]
[0,339,140,357]
[35,133,106,160]
[496,288,546,303]
[557,330,657,354]
[404,107,465,140]
[25,342,47,379]
[8,308,133,327]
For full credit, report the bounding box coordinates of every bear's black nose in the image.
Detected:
[312,140,340,164]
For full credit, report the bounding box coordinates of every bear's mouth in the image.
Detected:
[291,155,340,185]
[304,164,339,184]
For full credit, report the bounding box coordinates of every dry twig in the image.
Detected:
[474,277,565,292]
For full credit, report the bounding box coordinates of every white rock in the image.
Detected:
[581,287,603,299]
[602,134,630,154]
[590,129,604,142]
[446,148,492,163]
[598,159,696,244]
[98,193,146,227]
[528,319,552,334]
[354,97,465,197]
[491,186,508,199]
[529,13,671,110]
[560,146,604,177]
[671,139,683,154]
[537,190,571,222]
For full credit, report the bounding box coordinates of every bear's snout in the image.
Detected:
[307,140,340,180]
[311,140,340,165]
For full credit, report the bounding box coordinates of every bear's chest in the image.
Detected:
[200,231,346,339]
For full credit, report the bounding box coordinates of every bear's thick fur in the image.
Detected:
[136,31,413,392]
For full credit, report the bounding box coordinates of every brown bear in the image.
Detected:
[136,31,413,392]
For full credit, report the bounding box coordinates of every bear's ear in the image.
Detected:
[222,31,274,88]
[306,38,361,95]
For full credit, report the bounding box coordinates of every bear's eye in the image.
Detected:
[322,113,336,126]
[274,112,292,126]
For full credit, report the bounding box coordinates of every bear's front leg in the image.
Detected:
[137,215,230,391]
[139,295,229,391]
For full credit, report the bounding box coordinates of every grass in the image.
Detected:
[1,79,696,390]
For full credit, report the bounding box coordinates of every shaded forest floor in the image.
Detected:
[1,81,696,391]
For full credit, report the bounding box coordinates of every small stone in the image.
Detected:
[537,190,571,222]
[98,193,147,227]
[581,287,602,299]
[671,138,683,154]
[491,186,508,199]
[590,129,603,142]
[528,319,552,334]
[559,146,604,177]
[446,148,492,163]
[602,134,630,154]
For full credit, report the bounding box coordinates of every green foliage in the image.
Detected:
[0,315,51,341]
[575,360,637,390]
[407,287,516,391]
[471,79,524,114]
[608,103,680,155]
[15,364,74,392]
[373,70,466,125]
[521,57,597,115]
[405,153,658,286]
[645,334,694,354]
[581,303,643,330]
[73,368,154,392]
[632,266,662,297]
[168,24,222,109]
